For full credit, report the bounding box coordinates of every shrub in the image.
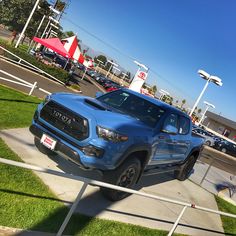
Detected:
[0,39,69,83]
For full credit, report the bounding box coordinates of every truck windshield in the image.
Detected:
[97,90,165,127]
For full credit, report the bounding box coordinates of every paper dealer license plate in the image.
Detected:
[40,134,57,150]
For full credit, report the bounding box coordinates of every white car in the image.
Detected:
[192,128,215,146]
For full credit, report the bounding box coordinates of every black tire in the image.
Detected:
[34,137,56,156]
[100,156,141,201]
[221,148,227,154]
[174,154,197,181]
[205,140,211,146]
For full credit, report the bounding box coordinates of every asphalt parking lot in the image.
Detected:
[0,127,226,236]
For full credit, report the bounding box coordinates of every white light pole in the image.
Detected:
[95,59,104,73]
[198,101,215,125]
[41,16,59,38]
[159,89,169,100]
[27,14,46,52]
[121,72,129,85]
[106,60,118,77]
[189,70,222,117]
[49,30,58,38]
[15,0,40,48]
[111,67,120,79]
[134,60,148,71]
[49,6,61,15]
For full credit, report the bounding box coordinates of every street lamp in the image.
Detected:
[159,89,169,100]
[49,30,58,38]
[95,59,104,73]
[41,16,59,38]
[134,60,148,71]
[189,69,222,116]
[49,6,61,15]
[111,67,120,79]
[121,72,129,85]
[198,101,215,125]
[106,60,118,77]
[15,0,40,48]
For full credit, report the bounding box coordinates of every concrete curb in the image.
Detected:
[218,190,236,206]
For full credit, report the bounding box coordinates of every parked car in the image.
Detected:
[96,76,110,86]
[214,140,236,157]
[86,69,96,77]
[106,84,121,92]
[30,89,204,201]
[192,128,215,146]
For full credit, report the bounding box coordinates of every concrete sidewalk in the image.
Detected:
[0,128,225,236]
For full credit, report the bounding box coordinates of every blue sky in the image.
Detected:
[60,0,236,121]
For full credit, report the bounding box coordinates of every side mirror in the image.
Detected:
[95,91,104,98]
[162,125,178,135]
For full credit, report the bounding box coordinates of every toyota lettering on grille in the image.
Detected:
[52,110,72,125]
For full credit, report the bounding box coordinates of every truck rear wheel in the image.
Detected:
[34,137,56,156]
[174,154,197,181]
[101,156,141,201]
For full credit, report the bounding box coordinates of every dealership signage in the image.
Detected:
[129,69,148,92]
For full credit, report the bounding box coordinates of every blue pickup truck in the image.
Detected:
[30,89,204,201]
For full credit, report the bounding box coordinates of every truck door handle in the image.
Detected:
[158,135,165,139]
[172,140,177,144]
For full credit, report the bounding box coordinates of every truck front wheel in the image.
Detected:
[101,156,141,201]
[174,154,197,181]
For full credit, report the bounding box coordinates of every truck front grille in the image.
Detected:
[40,101,89,141]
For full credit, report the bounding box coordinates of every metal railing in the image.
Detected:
[195,148,236,199]
[0,69,51,96]
[0,157,235,236]
[0,45,65,85]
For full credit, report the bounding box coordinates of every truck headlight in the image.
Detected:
[97,126,128,142]
[43,94,51,105]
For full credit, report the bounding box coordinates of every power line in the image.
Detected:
[62,17,196,101]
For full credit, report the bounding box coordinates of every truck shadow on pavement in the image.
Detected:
[13,188,232,236]
[14,153,229,236]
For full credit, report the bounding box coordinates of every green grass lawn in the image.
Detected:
[0,84,183,235]
[0,85,41,129]
[0,137,176,236]
[215,196,236,235]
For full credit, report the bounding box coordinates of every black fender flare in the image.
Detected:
[114,143,152,170]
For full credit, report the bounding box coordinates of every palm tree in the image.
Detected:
[181,99,186,108]
[152,85,157,95]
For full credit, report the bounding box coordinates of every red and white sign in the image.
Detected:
[129,69,148,92]
[40,134,57,150]
[62,35,85,64]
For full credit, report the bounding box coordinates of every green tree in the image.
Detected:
[0,0,51,43]
[181,99,186,108]
[152,85,157,95]
[64,31,75,37]
[94,55,107,66]
[54,0,66,12]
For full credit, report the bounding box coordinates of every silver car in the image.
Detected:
[192,128,215,146]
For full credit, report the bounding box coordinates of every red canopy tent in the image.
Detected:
[33,37,71,58]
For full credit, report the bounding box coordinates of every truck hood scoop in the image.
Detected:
[84,98,110,111]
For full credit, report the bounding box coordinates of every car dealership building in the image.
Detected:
[203,111,236,140]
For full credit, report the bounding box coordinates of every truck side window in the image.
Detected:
[179,116,190,135]
[163,113,178,129]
